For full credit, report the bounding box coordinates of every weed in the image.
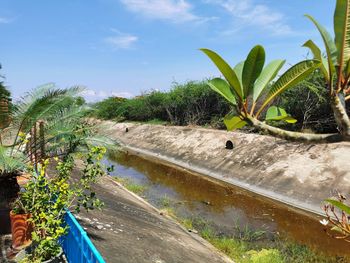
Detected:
[182,218,194,230]
[246,249,283,263]
[234,223,267,242]
[159,195,171,207]
[113,176,147,195]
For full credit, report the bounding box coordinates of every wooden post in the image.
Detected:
[29,127,34,165]
[33,123,37,169]
[0,98,8,129]
[39,120,45,163]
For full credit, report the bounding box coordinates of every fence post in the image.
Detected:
[38,120,45,163]
[0,97,9,129]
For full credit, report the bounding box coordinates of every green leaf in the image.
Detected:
[208,78,237,105]
[200,48,243,99]
[233,61,244,88]
[253,59,285,102]
[305,15,337,76]
[257,60,320,115]
[224,114,247,131]
[303,39,330,80]
[334,0,350,72]
[265,106,297,123]
[345,59,350,78]
[242,45,265,98]
[325,199,350,215]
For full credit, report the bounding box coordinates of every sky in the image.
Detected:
[0,0,335,102]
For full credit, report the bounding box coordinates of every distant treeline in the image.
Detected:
[92,72,345,133]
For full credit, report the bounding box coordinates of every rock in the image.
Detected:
[96,225,103,230]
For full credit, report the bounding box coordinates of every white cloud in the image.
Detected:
[104,29,138,49]
[120,0,205,23]
[206,0,293,36]
[82,89,133,102]
[111,91,133,98]
[0,17,13,24]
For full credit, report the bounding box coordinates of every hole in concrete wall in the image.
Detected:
[225,140,234,150]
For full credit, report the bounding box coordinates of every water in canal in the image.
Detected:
[104,150,350,259]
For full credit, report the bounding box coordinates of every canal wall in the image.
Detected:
[97,120,350,215]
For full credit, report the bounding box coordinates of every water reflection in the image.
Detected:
[105,151,350,257]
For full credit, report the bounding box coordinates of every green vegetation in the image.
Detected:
[93,77,343,133]
[0,83,114,180]
[93,81,229,128]
[185,217,342,263]
[159,194,171,207]
[92,0,350,142]
[303,1,350,137]
[113,176,147,195]
[199,0,350,142]
[13,147,107,262]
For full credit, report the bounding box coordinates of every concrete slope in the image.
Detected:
[97,120,350,215]
[78,176,233,263]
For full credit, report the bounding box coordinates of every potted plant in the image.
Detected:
[15,146,106,262]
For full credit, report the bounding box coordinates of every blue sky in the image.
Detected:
[0,0,334,101]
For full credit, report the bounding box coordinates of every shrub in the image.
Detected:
[93,80,230,127]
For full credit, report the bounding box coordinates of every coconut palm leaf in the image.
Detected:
[0,145,26,175]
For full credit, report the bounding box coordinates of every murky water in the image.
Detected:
[104,151,350,258]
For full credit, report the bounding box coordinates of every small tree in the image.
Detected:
[200,0,350,142]
[303,0,350,137]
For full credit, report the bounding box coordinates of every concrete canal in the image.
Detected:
[104,150,350,260]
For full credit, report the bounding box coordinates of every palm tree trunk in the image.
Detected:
[330,93,350,136]
[247,117,346,143]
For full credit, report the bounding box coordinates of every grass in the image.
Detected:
[159,194,171,207]
[113,176,147,195]
[112,176,345,263]
[181,218,194,230]
[174,217,343,263]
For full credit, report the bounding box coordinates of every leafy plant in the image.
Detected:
[200,1,350,142]
[276,71,336,133]
[0,84,115,179]
[302,0,350,137]
[321,193,350,242]
[199,45,336,142]
[13,146,107,262]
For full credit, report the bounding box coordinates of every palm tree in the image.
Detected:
[0,83,114,178]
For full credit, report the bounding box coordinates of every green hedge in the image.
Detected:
[93,75,348,133]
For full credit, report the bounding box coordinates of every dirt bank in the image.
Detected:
[97,120,350,215]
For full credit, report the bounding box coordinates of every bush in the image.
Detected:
[94,97,127,120]
[276,71,341,133]
[93,75,348,133]
[93,80,231,127]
